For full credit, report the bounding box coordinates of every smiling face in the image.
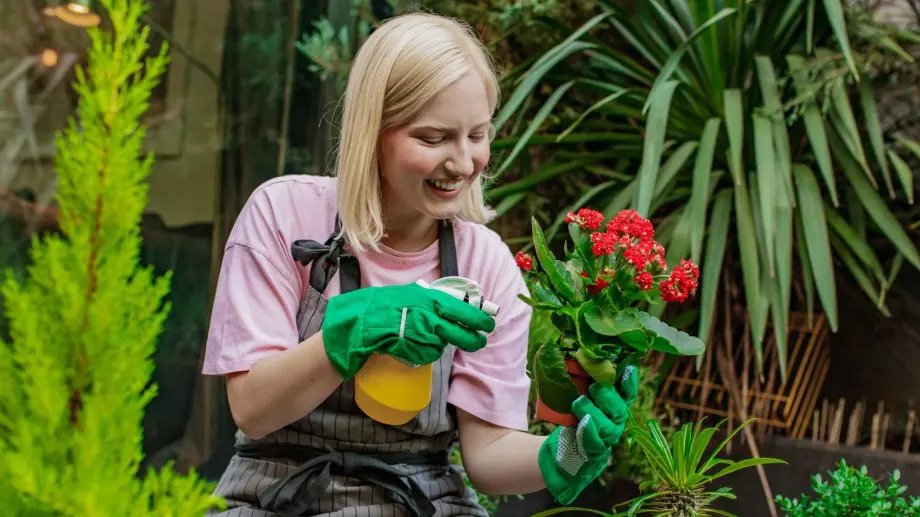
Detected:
[378,71,492,226]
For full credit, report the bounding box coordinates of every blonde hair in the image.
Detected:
[333,12,500,252]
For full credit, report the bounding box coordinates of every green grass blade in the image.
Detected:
[754,56,794,204]
[654,141,699,199]
[708,457,788,481]
[887,148,914,204]
[688,118,722,263]
[697,189,731,361]
[494,41,597,133]
[830,130,920,270]
[860,81,894,198]
[830,81,875,187]
[753,113,777,277]
[641,7,737,114]
[795,212,816,327]
[824,203,886,284]
[493,81,576,178]
[558,89,632,141]
[734,181,767,356]
[634,80,679,217]
[774,198,793,380]
[830,233,891,316]
[820,0,859,78]
[794,164,839,332]
[787,54,839,207]
[724,89,744,185]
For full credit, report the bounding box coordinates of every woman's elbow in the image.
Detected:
[226,372,269,439]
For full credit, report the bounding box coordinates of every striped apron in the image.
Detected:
[208,216,488,517]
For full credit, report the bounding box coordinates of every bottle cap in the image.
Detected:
[481,300,500,318]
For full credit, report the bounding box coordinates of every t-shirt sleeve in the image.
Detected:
[448,239,533,431]
[201,189,303,375]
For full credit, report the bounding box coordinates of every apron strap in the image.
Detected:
[291,216,459,295]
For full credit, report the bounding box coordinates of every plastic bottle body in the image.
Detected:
[353,277,499,425]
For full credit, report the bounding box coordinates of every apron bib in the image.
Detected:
[208,216,488,517]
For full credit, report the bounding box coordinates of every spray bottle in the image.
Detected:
[354,276,499,425]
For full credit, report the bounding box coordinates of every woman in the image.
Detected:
[202,12,638,517]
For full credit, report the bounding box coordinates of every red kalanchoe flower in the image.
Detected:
[623,245,649,270]
[635,271,653,291]
[660,278,686,303]
[515,251,534,271]
[590,231,617,256]
[659,259,700,303]
[648,241,667,270]
[580,271,609,295]
[607,209,655,241]
[566,208,605,230]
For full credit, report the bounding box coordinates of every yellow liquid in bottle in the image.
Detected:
[353,354,432,425]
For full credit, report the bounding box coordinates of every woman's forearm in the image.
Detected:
[226,331,343,439]
[456,409,548,495]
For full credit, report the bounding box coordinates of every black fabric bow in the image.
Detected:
[256,450,437,517]
[290,218,359,294]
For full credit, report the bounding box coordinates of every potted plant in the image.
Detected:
[516,208,706,427]
[776,459,920,516]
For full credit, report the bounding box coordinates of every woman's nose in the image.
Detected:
[445,142,475,177]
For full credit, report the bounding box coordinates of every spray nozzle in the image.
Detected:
[416,276,500,318]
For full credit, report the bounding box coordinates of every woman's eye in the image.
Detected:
[419,137,444,145]
[469,133,485,142]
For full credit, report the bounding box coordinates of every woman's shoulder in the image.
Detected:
[227,174,338,251]
[453,219,518,270]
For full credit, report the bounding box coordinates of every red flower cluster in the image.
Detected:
[659,259,700,303]
[607,209,654,241]
[516,208,700,304]
[565,208,605,230]
[515,251,533,271]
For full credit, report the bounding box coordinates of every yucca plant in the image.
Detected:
[529,417,785,517]
[609,417,786,516]
[486,0,920,379]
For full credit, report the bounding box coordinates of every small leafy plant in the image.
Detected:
[776,459,920,516]
[516,208,705,415]
[612,417,786,516]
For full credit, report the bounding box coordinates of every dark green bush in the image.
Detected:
[776,459,920,516]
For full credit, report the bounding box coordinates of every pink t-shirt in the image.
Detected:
[202,175,533,431]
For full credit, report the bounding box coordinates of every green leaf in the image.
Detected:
[860,81,894,198]
[754,56,794,204]
[531,217,578,303]
[820,0,859,79]
[824,204,886,284]
[723,89,744,185]
[734,181,768,347]
[494,81,576,178]
[574,348,618,387]
[639,312,705,356]
[527,309,560,379]
[830,131,920,270]
[558,89,632,142]
[830,233,891,316]
[795,214,817,327]
[830,81,874,187]
[753,113,777,276]
[887,147,915,204]
[583,306,649,351]
[794,164,838,332]
[787,54,839,207]
[697,189,731,365]
[641,7,737,114]
[634,80,679,217]
[708,457,788,482]
[687,118,721,263]
[534,342,580,414]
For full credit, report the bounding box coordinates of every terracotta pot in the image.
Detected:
[534,358,592,427]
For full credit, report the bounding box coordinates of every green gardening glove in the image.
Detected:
[321,282,496,380]
[538,365,639,505]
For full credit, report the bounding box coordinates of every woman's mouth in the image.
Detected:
[425,179,463,192]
